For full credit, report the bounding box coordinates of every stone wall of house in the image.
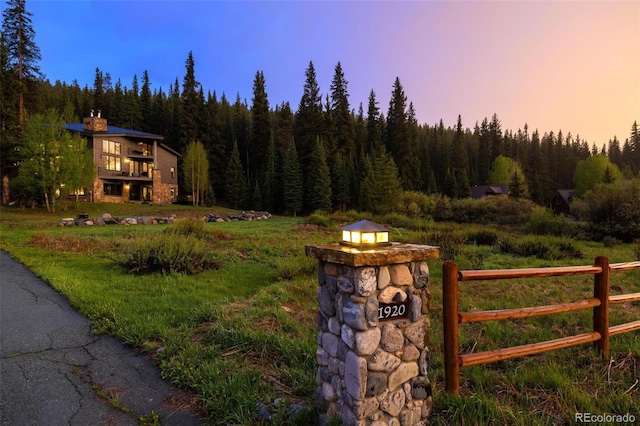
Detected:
[91,179,127,203]
[152,169,176,204]
[314,256,433,425]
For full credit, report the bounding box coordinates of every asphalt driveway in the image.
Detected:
[0,250,203,425]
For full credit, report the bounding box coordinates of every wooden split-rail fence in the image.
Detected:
[443,256,640,395]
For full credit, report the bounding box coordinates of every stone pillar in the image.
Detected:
[306,243,439,426]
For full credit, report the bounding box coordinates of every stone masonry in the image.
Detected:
[306,243,439,426]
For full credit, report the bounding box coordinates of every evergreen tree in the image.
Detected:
[93,68,104,112]
[122,74,141,130]
[451,115,470,198]
[295,61,323,170]
[332,155,351,212]
[508,171,529,199]
[1,0,41,124]
[305,137,332,213]
[366,90,383,154]
[386,78,420,190]
[225,140,248,209]
[250,70,271,183]
[629,121,640,174]
[251,180,263,210]
[282,142,303,216]
[262,134,276,212]
[358,152,376,213]
[139,70,153,132]
[372,144,402,214]
[0,31,20,204]
[180,51,201,150]
[329,61,356,163]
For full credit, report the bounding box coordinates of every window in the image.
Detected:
[170,167,175,179]
[102,140,121,171]
[103,183,123,196]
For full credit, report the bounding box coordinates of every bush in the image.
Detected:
[633,240,640,261]
[525,206,569,235]
[384,212,414,229]
[408,229,467,261]
[119,234,219,275]
[571,179,640,242]
[466,230,499,246]
[395,191,437,219]
[497,235,582,260]
[165,219,208,238]
[304,211,333,227]
[603,236,622,248]
[444,196,536,226]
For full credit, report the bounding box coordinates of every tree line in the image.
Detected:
[2,0,639,214]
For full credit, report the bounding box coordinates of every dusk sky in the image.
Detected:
[23,0,640,147]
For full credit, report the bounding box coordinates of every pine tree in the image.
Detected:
[250,70,271,184]
[282,142,303,216]
[508,171,528,199]
[226,140,248,209]
[451,115,470,198]
[372,144,402,214]
[139,70,153,132]
[180,51,201,151]
[387,77,420,190]
[358,153,376,213]
[305,137,332,213]
[2,0,41,124]
[295,61,323,170]
[366,90,383,155]
[329,62,356,163]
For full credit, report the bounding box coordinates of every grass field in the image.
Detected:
[1,204,638,425]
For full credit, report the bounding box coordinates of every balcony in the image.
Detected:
[127,147,153,158]
[97,167,153,180]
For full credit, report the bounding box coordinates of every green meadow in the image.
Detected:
[1,204,638,425]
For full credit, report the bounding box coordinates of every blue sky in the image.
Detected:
[22,0,640,146]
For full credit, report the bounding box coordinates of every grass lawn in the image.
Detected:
[1,204,638,425]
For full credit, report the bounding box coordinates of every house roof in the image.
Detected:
[65,123,164,140]
[556,189,576,204]
[470,185,508,199]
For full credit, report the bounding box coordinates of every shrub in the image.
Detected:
[603,236,622,248]
[384,212,414,229]
[571,179,640,242]
[525,206,568,235]
[304,211,332,228]
[497,235,582,260]
[633,240,640,261]
[395,191,436,219]
[165,219,208,238]
[466,230,499,246]
[444,196,536,226]
[119,234,219,275]
[275,255,316,281]
[409,229,466,261]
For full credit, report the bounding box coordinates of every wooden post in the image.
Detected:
[443,261,460,395]
[593,256,610,358]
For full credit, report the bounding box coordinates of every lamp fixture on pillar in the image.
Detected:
[340,219,391,249]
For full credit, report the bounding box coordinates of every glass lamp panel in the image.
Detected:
[376,232,389,243]
[351,232,361,244]
[361,232,375,244]
[342,230,351,243]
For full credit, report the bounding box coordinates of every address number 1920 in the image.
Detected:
[378,301,408,321]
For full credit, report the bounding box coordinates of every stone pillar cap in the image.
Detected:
[305,243,439,267]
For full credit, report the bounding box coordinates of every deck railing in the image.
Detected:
[443,257,640,395]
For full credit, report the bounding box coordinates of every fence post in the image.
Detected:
[443,261,460,395]
[593,256,610,358]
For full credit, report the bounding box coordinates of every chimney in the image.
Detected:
[83,109,107,132]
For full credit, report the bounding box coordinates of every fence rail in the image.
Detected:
[443,257,640,395]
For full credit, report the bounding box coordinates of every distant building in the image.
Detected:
[470,185,508,199]
[551,189,575,215]
[65,111,179,204]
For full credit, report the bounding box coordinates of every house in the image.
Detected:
[66,112,179,204]
[551,189,575,215]
[470,184,508,199]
